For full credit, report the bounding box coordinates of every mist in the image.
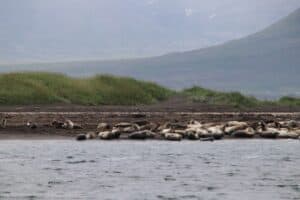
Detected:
[1,0,300,63]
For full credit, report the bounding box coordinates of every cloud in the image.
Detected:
[147,0,157,5]
[209,13,217,19]
[185,8,194,17]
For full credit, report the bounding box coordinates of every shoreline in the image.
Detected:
[0,109,299,140]
[0,133,299,141]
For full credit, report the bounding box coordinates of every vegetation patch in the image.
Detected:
[0,72,173,105]
[278,96,300,107]
[181,86,300,108]
[0,72,299,107]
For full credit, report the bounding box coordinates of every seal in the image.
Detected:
[1,118,7,128]
[164,133,182,141]
[76,134,87,141]
[26,121,37,129]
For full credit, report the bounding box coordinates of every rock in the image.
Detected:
[76,134,87,141]
[232,127,255,138]
[164,133,182,141]
[200,137,214,142]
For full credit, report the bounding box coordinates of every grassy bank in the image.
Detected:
[182,87,260,107]
[0,72,299,107]
[0,72,173,105]
[182,86,300,108]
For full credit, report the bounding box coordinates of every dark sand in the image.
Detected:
[1,97,300,139]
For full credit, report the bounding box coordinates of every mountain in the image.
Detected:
[1,0,300,63]
[2,7,300,99]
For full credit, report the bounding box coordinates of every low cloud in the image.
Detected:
[147,0,158,5]
[185,8,194,16]
[209,13,217,19]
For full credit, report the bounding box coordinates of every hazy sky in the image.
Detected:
[1,0,300,63]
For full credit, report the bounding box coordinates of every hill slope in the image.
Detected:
[2,8,300,98]
[0,72,172,105]
[1,1,300,63]
[0,72,300,109]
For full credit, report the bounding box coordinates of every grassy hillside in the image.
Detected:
[278,96,300,107]
[182,87,300,108]
[182,87,261,107]
[0,72,173,105]
[0,72,299,107]
[4,8,300,99]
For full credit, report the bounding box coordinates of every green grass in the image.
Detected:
[278,96,300,107]
[181,86,300,108]
[181,86,260,107]
[0,72,173,105]
[0,72,299,107]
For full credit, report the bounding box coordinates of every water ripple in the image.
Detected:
[0,140,299,200]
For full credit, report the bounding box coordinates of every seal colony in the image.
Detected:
[74,119,300,141]
[1,111,300,140]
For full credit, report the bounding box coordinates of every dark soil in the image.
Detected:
[0,96,299,113]
[0,96,299,139]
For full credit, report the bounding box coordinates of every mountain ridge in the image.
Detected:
[1,7,300,99]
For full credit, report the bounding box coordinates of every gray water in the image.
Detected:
[0,140,299,200]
